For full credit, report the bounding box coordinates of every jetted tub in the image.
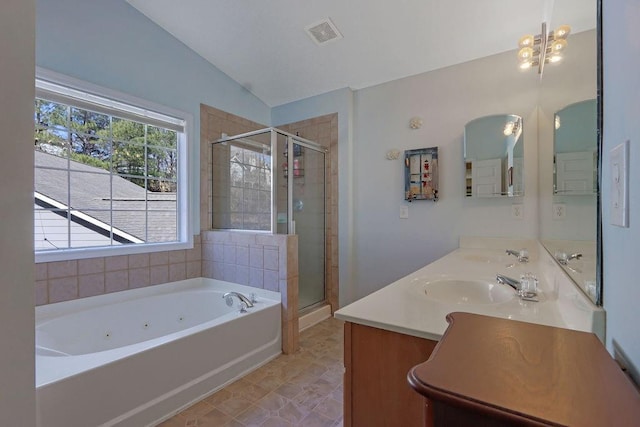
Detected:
[36,278,281,427]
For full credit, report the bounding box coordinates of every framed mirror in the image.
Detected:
[464,114,524,198]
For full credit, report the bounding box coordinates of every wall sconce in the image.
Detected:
[517,22,571,74]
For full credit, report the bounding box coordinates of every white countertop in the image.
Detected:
[335,239,604,342]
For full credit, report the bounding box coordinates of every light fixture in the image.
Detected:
[517,22,571,74]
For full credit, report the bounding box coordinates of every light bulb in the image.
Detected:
[503,122,514,136]
[548,54,563,63]
[554,25,571,39]
[518,34,535,48]
[550,39,567,53]
[517,47,534,62]
[519,61,532,70]
[555,115,561,130]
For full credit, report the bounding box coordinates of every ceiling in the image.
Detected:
[126,0,596,107]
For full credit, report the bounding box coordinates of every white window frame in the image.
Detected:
[35,67,193,263]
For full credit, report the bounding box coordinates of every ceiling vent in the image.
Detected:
[305,18,343,46]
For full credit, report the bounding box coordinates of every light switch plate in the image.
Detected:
[400,205,409,219]
[610,140,629,227]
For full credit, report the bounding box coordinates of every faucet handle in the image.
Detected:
[239,302,248,313]
[506,248,529,263]
[519,273,538,298]
[250,292,258,304]
[517,249,529,263]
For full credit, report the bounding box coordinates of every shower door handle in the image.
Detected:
[290,220,296,235]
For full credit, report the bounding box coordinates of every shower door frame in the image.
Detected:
[214,127,328,309]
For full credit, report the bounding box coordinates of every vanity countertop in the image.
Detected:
[334,239,604,341]
[408,312,640,426]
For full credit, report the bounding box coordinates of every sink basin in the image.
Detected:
[417,279,515,305]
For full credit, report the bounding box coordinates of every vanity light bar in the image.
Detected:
[517,22,571,74]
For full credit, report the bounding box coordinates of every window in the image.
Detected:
[34,71,190,261]
[228,143,272,230]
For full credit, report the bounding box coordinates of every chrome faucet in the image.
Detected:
[557,252,582,265]
[496,274,521,291]
[506,248,529,263]
[496,273,539,301]
[222,292,254,308]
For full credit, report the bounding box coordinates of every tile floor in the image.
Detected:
[158,317,344,427]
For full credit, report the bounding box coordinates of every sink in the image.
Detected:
[416,279,515,305]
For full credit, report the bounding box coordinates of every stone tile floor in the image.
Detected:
[158,316,344,427]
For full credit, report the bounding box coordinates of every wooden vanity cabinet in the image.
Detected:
[343,321,438,427]
[408,312,640,427]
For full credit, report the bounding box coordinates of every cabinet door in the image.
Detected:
[344,322,437,427]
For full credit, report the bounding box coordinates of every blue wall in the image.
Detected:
[36,0,271,230]
[602,1,640,382]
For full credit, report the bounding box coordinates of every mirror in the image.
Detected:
[538,0,599,304]
[464,114,524,198]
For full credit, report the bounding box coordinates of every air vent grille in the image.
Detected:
[305,18,343,45]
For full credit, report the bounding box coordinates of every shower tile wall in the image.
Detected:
[200,105,302,353]
[34,235,202,305]
[200,104,266,232]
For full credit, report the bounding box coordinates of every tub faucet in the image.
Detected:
[506,248,529,263]
[222,292,254,308]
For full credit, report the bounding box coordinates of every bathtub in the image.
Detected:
[36,278,281,427]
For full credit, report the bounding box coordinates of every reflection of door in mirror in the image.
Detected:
[554,99,597,195]
[464,114,523,197]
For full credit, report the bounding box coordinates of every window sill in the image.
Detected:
[35,239,194,264]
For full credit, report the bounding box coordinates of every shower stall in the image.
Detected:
[211,128,327,311]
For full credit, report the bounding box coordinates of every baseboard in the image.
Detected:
[299,305,331,332]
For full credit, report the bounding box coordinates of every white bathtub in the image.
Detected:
[36,278,282,427]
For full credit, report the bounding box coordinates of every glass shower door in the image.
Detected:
[291,142,325,310]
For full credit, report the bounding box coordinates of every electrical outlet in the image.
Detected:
[400,205,409,219]
[511,204,523,219]
[553,203,566,219]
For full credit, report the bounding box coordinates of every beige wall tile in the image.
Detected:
[128,253,149,269]
[35,280,48,305]
[49,277,78,303]
[150,265,169,285]
[78,273,105,298]
[249,267,264,288]
[105,255,128,271]
[105,270,128,293]
[250,246,264,268]
[128,267,150,289]
[186,261,201,279]
[169,263,186,282]
[168,250,186,264]
[78,258,105,275]
[35,263,48,281]
[48,260,77,279]
[149,251,169,266]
